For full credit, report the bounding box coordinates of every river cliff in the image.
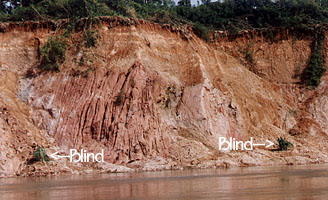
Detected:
[0,17,327,177]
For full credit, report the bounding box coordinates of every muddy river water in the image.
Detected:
[0,164,328,200]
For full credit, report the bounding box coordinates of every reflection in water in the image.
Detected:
[0,165,328,200]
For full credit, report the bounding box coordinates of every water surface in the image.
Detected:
[1,164,328,200]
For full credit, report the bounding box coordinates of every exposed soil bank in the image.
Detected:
[0,17,327,177]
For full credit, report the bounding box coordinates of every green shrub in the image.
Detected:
[193,22,209,42]
[301,34,326,88]
[229,25,240,35]
[33,146,50,162]
[40,36,67,72]
[277,137,293,151]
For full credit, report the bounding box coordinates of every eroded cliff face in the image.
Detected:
[214,29,328,150]
[0,18,328,177]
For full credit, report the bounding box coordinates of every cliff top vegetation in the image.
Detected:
[1,0,328,33]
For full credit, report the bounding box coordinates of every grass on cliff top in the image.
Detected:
[2,0,328,34]
[2,1,328,55]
